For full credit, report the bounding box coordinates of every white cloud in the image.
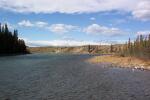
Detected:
[35,21,48,28]
[132,0,150,21]
[18,20,48,28]
[1,0,150,20]
[99,40,127,44]
[48,24,78,34]
[24,39,106,47]
[0,0,135,13]
[137,31,150,35]
[83,24,122,36]
[90,17,96,20]
[18,20,34,27]
[17,20,79,34]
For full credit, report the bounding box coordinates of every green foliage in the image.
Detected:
[120,34,150,59]
[0,23,28,54]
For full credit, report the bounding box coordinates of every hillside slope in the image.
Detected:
[28,45,116,54]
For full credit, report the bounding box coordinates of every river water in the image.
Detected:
[0,53,150,100]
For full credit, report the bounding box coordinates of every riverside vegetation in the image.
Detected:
[89,34,150,70]
[119,34,150,59]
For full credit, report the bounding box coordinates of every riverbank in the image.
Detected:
[88,55,150,70]
[0,52,30,57]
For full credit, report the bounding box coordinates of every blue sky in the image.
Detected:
[0,0,150,46]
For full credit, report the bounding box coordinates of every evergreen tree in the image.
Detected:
[2,26,5,33]
[120,34,150,59]
[110,44,113,53]
[4,24,9,34]
[0,23,1,33]
[0,23,28,55]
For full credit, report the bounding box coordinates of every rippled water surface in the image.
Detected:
[0,53,150,100]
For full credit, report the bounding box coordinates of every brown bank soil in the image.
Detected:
[88,55,150,70]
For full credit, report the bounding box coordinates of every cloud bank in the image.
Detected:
[0,0,150,20]
[48,24,78,34]
[18,20,34,27]
[83,24,122,36]
[24,39,106,47]
[18,20,78,34]
[18,20,48,27]
[18,20,125,36]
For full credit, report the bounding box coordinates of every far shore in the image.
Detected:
[87,55,150,70]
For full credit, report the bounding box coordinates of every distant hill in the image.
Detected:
[28,45,122,54]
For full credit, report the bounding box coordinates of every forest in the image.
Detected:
[120,34,150,59]
[0,23,28,55]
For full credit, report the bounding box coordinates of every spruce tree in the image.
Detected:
[0,23,28,55]
[120,34,150,59]
[0,23,1,33]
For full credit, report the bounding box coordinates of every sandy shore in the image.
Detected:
[88,55,150,70]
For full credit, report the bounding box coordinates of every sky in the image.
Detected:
[0,0,150,47]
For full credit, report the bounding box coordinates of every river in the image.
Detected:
[0,53,150,100]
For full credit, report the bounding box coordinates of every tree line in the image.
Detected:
[119,34,150,59]
[0,23,28,55]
